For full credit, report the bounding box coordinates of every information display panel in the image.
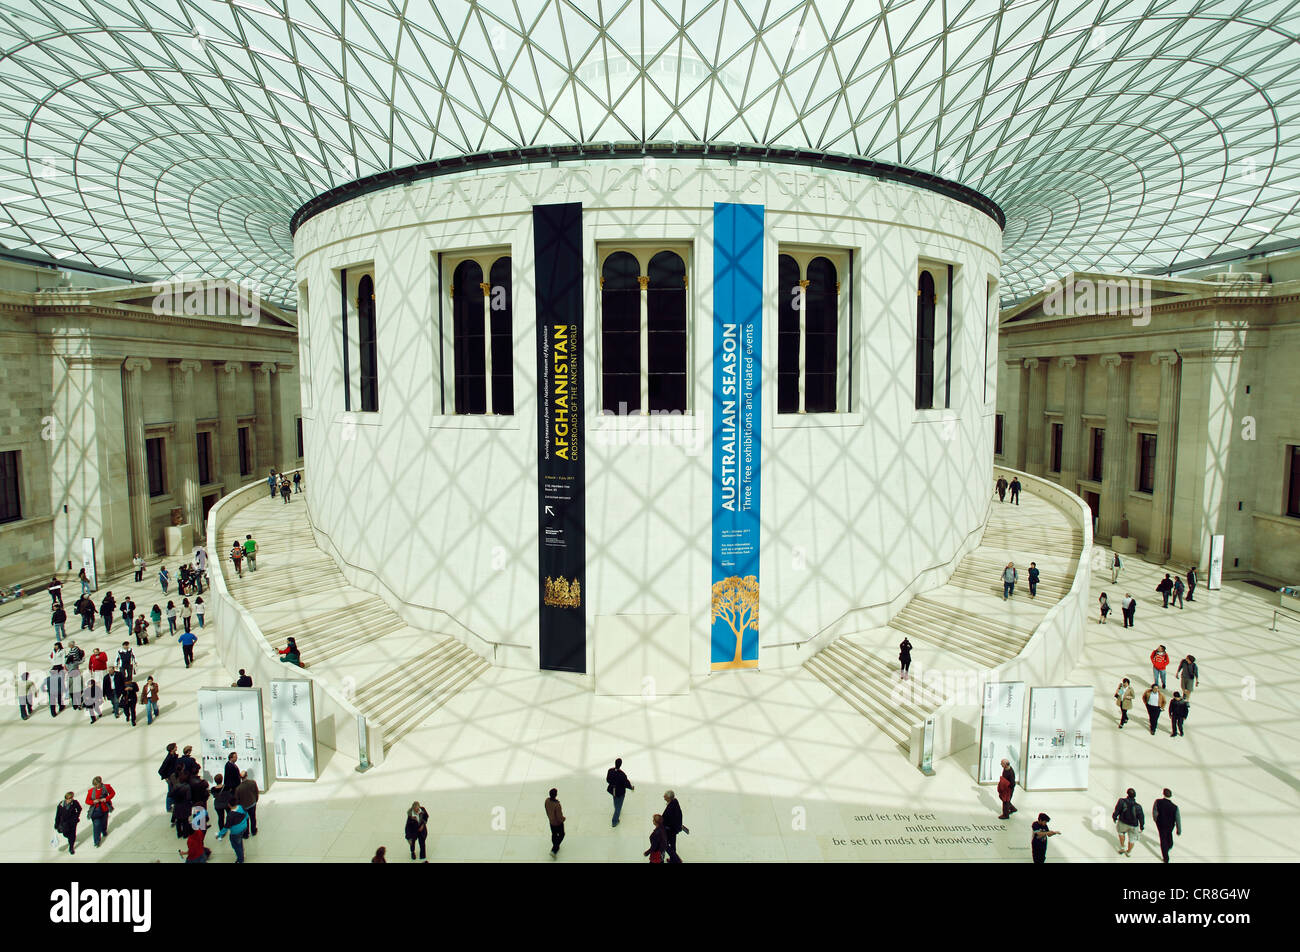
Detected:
[1024,686,1093,791]
[270,679,317,781]
[197,687,267,789]
[978,681,1026,784]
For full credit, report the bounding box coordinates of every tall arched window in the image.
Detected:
[915,269,936,410]
[776,254,801,414]
[647,250,687,413]
[601,251,641,414]
[804,256,838,413]
[357,273,379,412]
[452,259,486,414]
[489,256,514,414]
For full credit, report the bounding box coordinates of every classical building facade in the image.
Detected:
[996,251,1300,585]
[0,257,302,586]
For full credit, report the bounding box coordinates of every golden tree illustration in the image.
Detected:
[711,575,760,664]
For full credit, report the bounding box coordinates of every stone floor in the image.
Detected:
[1,520,1297,863]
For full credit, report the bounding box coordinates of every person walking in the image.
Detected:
[159,565,169,595]
[1111,552,1122,583]
[180,598,193,633]
[158,744,180,812]
[45,667,68,717]
[133,615,149,645]
[996,759,1018,819]
[121,678,139,727]
[1027,562,1040,598]
[55,792,82,855]
[267,470,277,499]
[16,670,33,720]
[1121,593,1136,628]
[65,644,84,711]
[104,666,123,719]
[404,802,429,860]
[244,534,258,571]
[85,777,115,848]
[88,646,107,677]
[230,543,244,578]
[1099,592,1111,624]
[51,602,67,640]
[293,471,302,493]
[195,596,205,629]
[644,814,668,863]
[1114,678,1135,728]
[995,476,1008,502]
[120,596,136,633]
[662,790,690,863]
[1142,682,1168,735]
[1186,566,1197,601]
[1177,655,1199,698]
[179,627,198,668]
[1009,476,1021,504]
[99,592,116,634]
[166,600,178,635]
[545,788,565,856]
[1112,788,1144,857]
[49,575,64,608]
[84,677,102,723]
[1172,575,1185,609]
[132,553,145,582]
[606,758,634,827]
[1001,562,1017,600]
[1168,691,1189,737]
[75,593,95,631]
[142,676,160,724]
[899,637,913,679]
[235,772,259,836]
[1153,789,1182,863]
[149,604,162,640]
[280,478,292,503]
[1156,574,1173,608]
[1150,645,1170,688]
[371,847,387,863]
[78,567,91,597]
[1030,813,1060,863]
[194,546,208,593]
[216,802,250,863]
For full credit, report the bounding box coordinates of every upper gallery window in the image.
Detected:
[446,252,513,415]
[599,247,689,415]
[777,248,851,414]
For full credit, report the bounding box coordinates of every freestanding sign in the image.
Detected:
[81,538,97,591]
[1208,534,1225,590]
[709,202,764,671]
[1024,686,1093,791]
[197,686,268,789]
[269,679,317,781]
[533,202,586,672]
[978,681,1026,784]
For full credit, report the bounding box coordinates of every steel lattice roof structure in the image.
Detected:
[1,0,1298,305]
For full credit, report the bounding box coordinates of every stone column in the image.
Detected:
[1024,357,1047,476]
[1097,353,1132,541]
[253,363,277,472]
[270,364,292,466]
[1146,351,1181,562]
[170,360,203,530]
[1059,356,1085,492]
[1003,357,1030,469]
[217,362,244,492]
[122,357,155,560]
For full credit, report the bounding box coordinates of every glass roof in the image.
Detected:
[1,0,1297,304]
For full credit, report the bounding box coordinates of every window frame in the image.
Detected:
[1286,444,1300,518]
[994,413,1004,457]
[237,426,252,477]
[440,247,515,417]
[776,245,852,415]
[145,436,167,498]
[1050,421,1064,474]
[1090,427,1105,482]
[1136,431,1157,494]
[0,449,21,524]
[196,430,213,486]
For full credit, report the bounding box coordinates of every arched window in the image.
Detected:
[489,256,514,415]
[916,269,936,410]
[452,260,486,414]
[776,254,801,414]
[647,250,687,413]
[804,256,838,413]
[357,273,379,412]
[601,251,641,414]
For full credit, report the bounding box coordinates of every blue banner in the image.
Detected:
[710,202,764,670]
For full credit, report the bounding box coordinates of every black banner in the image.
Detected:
[533,202,585,672]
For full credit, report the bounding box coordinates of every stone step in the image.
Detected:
[804,653,911,746]
[377,656,491,752]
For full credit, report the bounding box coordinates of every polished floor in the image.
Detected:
[2,508,1297,862]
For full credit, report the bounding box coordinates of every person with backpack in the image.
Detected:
[216,801,250,863]
[1027,562,1040,598]
[404,802,429,860]
[116,642,136,681]
[1177,655,1199,698]
[85,777,115,848]
[133,615,149,645]
[1001,562,1017,600]
[1112,788,1144,856]
[1111,552,1122,583]
[1172,575,1185,609]
[267,470,277,499]
[1156,574,1174,608]
[605,758,635,827]
[158,565,170,595]
[1168,691,1189,737]
[54,791,82,855]
[280,478,292,503]
[230,543,244,578]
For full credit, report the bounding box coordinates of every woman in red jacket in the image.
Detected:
[85,776,115,848]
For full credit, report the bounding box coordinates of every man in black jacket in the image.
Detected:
[1168,692,1189,737]
[661,790,690,863]
[1153,789,1182,863]
[104,666,125,718]
[223,752,242,793]
[158,743,179,811]
[99,592,116,633]
[605,758,635,827]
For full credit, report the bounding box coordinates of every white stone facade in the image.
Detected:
[293,159,1003,672]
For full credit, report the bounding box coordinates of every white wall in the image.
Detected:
[293,160,1003,672]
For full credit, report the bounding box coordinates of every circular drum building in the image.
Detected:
[291,145,1003,685]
